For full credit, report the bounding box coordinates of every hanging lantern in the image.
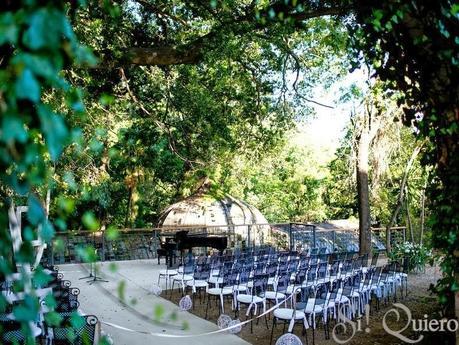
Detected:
[179,295,192,311]
[275,333,303,345]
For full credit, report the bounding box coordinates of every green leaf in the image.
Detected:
[108,262,117,273]
[27,195,45,225]
[117,280,126,302]
[82,211,100,231]
[0,12,19,45]
[70,312,85,328]
[37,105,69,160]
[33,268,53,288]
[15,69,40,102]
[44,311,63,326]
[451,4,459,17]
[63,171,77,190]
[1,115,28,143]
[154,304,164,320]
[106,226,119,240]
[182,320,189,330]
[39,220,55,242]
[13,295,39,321]
[99,94,114,106]
[23,8,65,50]
[76,245,96,263]
[89,138,103,153]
[12,53,63,84]
[58,197,75,214]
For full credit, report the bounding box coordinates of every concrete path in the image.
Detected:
[58,260,249,345]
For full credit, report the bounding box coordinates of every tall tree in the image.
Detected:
[351,0,459,318]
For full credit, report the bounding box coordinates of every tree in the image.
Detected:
[385,143,423,251]
[350,0,459,317]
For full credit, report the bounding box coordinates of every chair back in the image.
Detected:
[276,273,290,293]
[194,264,211,280]
[0,317,26,344]
[251,275,268,298]
[48,314,98,345]
[317,262,328,279]
[370,252,379,267]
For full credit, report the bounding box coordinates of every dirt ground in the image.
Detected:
[164,265,457,345]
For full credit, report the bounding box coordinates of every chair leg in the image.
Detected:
[219,294,225,314]
[304,323,309,345]
[170,280,175,297]
[205,295,211,319]
[270,317,276,345]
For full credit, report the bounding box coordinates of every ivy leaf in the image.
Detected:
[451,4,459,17]
[82,211,100,231]
[33,268,52,288]
[23,8,64,50]
[117,281,126,302]
[27,195,45,225]
[15,69,40,102]
[76,245,96,263]
[13,295,39,321]
[44,311,63,326]
[0,12,18,45]
[13,53,63,82]
[39,220,55,242]
[106,226,119,240]
[154,304,164,320]
[1,115,28,143]
[37,105,69,160]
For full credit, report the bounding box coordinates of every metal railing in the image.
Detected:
[44,223,406,265]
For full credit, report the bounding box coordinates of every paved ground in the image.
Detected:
[58,260,248,345]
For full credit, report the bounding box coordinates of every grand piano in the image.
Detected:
[157,230,228,265]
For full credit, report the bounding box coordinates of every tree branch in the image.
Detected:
[106,4,351,67]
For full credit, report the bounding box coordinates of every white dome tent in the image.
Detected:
[158,180,271,247]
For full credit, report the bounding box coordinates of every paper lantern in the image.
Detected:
[179,295,192,311]
[275,333,303,345]
[217,314,232,329]
[227,319,242,334]
[150,284,162,296]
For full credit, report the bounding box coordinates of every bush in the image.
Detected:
[389,241,432,273]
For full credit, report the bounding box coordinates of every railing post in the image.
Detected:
[247,224,251,248]
[49,239,54,266]
[101,229,105,262]
[289,223,293,251]
[332,230,336,252]
[312,225,316,248]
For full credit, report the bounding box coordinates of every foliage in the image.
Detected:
[1,0,457,339]
[388,241,432,273]
[0,0,95,340]
[220,131,329,222]
[350,0,459,312]
[325,83,428,231]
[49,1,350,228]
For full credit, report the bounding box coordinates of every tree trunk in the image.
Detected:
[419,181,426,246]
[357,131,372,255]
[125,186,133,229]
[45,188,51,219]
[405,185,414,242]
[385,143,422,251]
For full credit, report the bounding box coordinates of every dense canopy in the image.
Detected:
[0,1,458,340]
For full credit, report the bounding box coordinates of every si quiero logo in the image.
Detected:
[332,303,458,344]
